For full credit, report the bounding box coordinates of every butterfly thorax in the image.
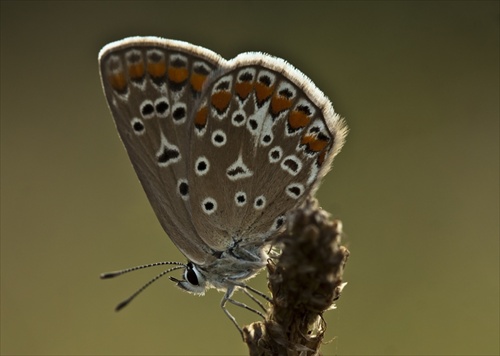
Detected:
[175,241,269,294]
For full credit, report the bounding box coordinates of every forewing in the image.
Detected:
[98,37,225,264]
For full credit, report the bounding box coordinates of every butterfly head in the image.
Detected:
[170,261,207,295]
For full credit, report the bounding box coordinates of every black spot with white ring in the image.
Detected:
[286,183,304,199]
[130,118,145,135]
[235,192,247,207]
[177,179,189,200]
[248,119,258,131]
[232,110,246,127]
[173,107,185,119]
[140,100,155,119]
[195,156,209,176]
[281,155,302,176]
[202,197,217,215]
[211,130,227,147]
[261,132,273,146]
[269,146,283,163]
[254,195,266,210]
[154,97,170,118]
[172,104,187,123]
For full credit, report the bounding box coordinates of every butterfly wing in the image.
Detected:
[98,37,226,265]
[188,53,348,251]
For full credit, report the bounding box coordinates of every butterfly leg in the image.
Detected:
[221,286,267,338]
[241,288,267,312]
[225,295,265,318]
[221,287,244,337]
[231,280,272,303]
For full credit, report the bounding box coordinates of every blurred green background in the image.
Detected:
[1,1,498,355]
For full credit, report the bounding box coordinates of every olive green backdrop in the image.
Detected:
[1,1,498,355]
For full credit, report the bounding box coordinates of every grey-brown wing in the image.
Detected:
[186,52,348,251]
[98,37,226,264]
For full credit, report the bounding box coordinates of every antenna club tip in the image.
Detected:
[101,271,121,279]
[115,300,129,312]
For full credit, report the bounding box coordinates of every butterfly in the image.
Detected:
[98,36,347,333]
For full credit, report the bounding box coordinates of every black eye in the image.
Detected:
[186,264,199,285]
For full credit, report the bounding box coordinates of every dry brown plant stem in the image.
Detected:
[243,199,349,356]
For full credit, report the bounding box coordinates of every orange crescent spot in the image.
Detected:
[301,134,329,152]
[254,82,274,104]
[288,110,310,129]
[271,96,292,115]
[168,66,188,83]
[317,149,328,166]
[195,106,208,128]
[309,138,329,152]
[301,134,314,145]
[147,61,167,78]
[128,62,145,80]
[211,91,232,112]
[235,82,253,100]
[109,72,127,92]
[190,73,207,93]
